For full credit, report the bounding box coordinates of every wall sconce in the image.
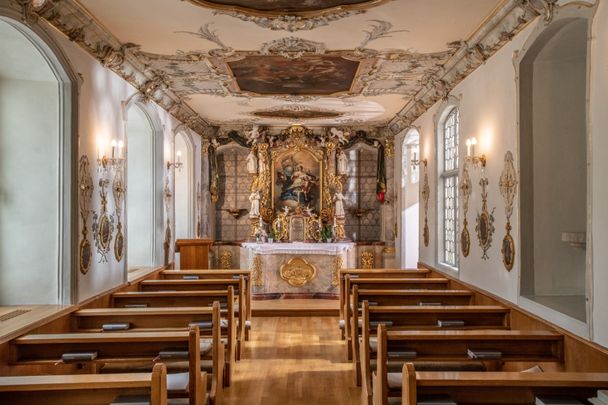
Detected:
[97,138,124,172]
[167,150,184,171]
[465,137,486,168]
[411,152,427,168]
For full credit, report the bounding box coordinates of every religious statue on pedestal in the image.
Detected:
[249,190,261,218]
[337,150,348,175]
[246,150,258,174]
[334,190,346,218]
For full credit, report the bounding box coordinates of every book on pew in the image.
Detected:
[588,398,608,405]
[418,396,457,405]
[102,322,131,331]
[157,348,189,360]
[369,321,393,327]
[437,320,465,327]
[387,351,416,359]
[232,275,241,280]
[111,395,150,405]
[467,349,502,360]
[419,302,442,306]
[190,321,213,330]
[183,275,199,280]
[599,391,608,402]
[535,397,584,405]
[62,352,98,363]
[125,304,148,308]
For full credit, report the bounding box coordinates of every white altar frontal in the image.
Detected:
[241,242,355,298]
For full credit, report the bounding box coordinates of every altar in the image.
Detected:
[240,242,355,298]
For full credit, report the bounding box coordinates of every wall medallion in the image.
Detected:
[459,162,472,257]
[475,174,495,260]
[421,161,430,247]
[92,179,114,263]
[499,151,518,271]
[280,256,317,287]
[78,155,94,274]
[112,167,126,262]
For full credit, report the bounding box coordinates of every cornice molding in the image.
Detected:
[12,0,214,137]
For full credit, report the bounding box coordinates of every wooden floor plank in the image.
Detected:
[223,316,360,404]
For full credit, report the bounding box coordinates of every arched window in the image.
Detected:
[0,17,75,304]
[174,131,194,239]
[438,107,459,269]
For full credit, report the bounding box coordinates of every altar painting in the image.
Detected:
[273,150,322,212]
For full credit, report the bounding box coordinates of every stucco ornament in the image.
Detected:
[460,161,472,257]
[499,151,518,271]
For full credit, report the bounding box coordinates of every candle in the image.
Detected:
[471,138,477,157]
[176,150,182,163]
[466,139,471,157]
[111,139,117,159]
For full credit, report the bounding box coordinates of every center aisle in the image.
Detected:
[223,316,361,405]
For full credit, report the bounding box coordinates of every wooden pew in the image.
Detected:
[138,278,246,357]
[160,270,252,340]
[71,304,236,387]
[343,277,450,360]
[8,326,215,405]
[338,269,430,323]
[373,324,565,405]
[358,301,510,403]
[401,363,608,404]
[0,363,173,405]
[110,289,238,383]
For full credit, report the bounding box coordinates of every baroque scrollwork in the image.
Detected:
[78,155,94,274]
[499,151,518,271]
[92,179,115,263]
[260,37,326,59]
[112,167,126,262]
[459,162,472,258]
[475,174,496,260]
[421,161,430,247]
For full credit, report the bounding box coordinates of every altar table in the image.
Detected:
[240,242,355,297]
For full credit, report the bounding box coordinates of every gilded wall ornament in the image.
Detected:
[421,162,430,247]
[251,254,263,287]
[92,179,114,263]
[459,162,472,257]
[112,167,126,262]
[332,255,343,287]
[361,251,375,269]
[280,257,317,287]
[499,151,518,271]
[78,155,94,274]
[219,250,233,269]
[475,175,495,260]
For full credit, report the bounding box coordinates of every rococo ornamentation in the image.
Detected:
[499,151,518,271]
[421,161,430,247]
[112,167,126,262]
[459,161,472,258]
[475,173,496,260]
[361,251,375,269]
[92,179,115,263]
[78,155,94,274]
[280,256,317,287]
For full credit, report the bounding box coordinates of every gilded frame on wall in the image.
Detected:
[270,133,326,215]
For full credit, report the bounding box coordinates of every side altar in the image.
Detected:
[240,242,355,297]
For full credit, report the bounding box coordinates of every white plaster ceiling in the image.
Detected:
[78,0,501,127]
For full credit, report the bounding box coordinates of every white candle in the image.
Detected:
[111,139,117,159]
[176,150,182,163]
[471,138,477,157]
[466,139,471,157]
[118,140,124,159]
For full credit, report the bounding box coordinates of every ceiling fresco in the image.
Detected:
[227,55,360,95]
[28,0,558,133]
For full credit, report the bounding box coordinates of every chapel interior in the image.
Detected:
[1,0,608,404]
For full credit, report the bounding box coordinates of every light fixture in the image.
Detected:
[411,152,427,168]
[97,138,125,172]
[167,150,184,171]
[465,137,486,168]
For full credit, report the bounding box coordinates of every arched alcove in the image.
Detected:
[0,16,76,304]
[174,131,194,239]
[126,103,163,269]
[518,17,589,322]
[399,128,420,268]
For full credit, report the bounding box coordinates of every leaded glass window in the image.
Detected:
[440,107,459,268]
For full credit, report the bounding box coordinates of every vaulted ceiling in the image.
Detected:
[76,0,502,128]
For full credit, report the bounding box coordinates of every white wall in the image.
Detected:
[416,1,607,347]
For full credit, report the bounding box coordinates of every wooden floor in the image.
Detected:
[224,316,360,404]
[252,299,339,317]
